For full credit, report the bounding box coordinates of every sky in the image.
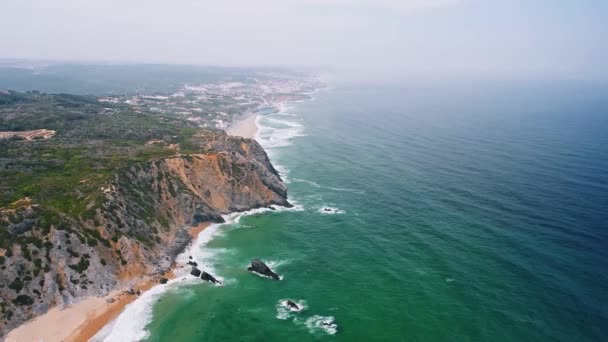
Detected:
[1,0,607,80]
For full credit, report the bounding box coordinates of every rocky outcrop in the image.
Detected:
[247,258,281,280]
[286,300,299,310]
[0,133,289,336]
[201,271,220,284]
[190,267,202,277]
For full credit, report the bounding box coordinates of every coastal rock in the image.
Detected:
[286,300,299,311]
[247,258,281,280]
[187,261,198,267]
[323,321,335,327]
[319,207,344,214]
[306,315,338,335]
[190,267,202,277]
[159,277,169,284]
[201,271,221,284]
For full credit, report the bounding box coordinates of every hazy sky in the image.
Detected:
[1,0,607,79]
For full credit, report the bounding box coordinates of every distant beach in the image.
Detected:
[227,114,258,139]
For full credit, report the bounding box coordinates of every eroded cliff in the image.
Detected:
[0,132,288,335]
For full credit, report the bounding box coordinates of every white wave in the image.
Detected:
[291,178,365,194]
[292,178,321,188]
[248,269,284,281]
[318,206,346,214]
[265,259,291,270]
[272,162,291,183]
[266,118,302,128]
[257,126,306,148]
[273,112,298,116]
[99,204,299,341]
[256,114,306,149]
[99,222,229,341]
[276,308,291,320]
[276,299,307,319]
[325,186,365,194]
[95,277,200,342]
[175,223,225,277]
[303,315,338,335]
[275,101,291,112]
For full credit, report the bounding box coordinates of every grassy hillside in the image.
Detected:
[0,91,202,222]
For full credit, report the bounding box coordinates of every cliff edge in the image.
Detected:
[0,132,288,335]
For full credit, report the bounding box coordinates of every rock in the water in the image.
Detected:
[286,300,299,310]
[159,277,169,284]
[201,271,221,284]
[187,260,198,266]
[190,266,202,277]
[247,258,280,280]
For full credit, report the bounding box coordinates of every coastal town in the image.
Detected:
[98,74,322,130]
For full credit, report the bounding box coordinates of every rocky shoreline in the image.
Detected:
[1,131,291,340]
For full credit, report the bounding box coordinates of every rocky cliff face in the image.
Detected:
[0,133,288,335]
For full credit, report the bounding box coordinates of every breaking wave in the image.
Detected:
[302,315,338,335]
[292,178,365,194]
[318,206,346,214]
[276,299,308,320]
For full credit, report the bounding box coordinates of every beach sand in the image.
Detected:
[227,114,258,139]
[5,223,210,342]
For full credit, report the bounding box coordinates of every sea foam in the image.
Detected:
[96,205,300,341]
[299,315,338,335]
[292,178,365,194]
[276,299,307,320]
[318,206,346,214]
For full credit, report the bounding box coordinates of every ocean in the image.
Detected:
[102,81,608,341]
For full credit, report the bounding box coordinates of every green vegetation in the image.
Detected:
[12,294,33,306]
[0,91,201,214]
[0,92,214,298]
[68,257,90,274]
[8,278,23,292]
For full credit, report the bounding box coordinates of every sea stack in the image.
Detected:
[201,271,221,284]
[247,258,281,280]
[190,266,202,277]
[286,300,300,311]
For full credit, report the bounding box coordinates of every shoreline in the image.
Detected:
[6,90,317,341]
[226,113,258,139]
[5,223,210,342]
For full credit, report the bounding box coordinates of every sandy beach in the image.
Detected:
[5,223,210,342]
[227,114,258,139]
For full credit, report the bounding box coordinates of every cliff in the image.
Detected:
[0,132,289,335]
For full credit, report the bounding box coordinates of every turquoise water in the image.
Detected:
[130,82,607,341]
